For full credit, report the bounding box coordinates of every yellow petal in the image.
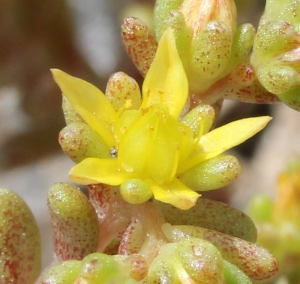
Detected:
[141,28,188,118]
[51,69,117,147]
[179,116,272,172]
[200,116,272,155]
[69,158,132,185]
[147,178,201,210]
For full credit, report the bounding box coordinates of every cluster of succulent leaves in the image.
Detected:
[2,0,300,283]
[122,0,300,111]
[0,182,278,283]
[36,181,277,284]
[248,157,300,284]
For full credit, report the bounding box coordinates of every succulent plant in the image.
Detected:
[5,0,300,283]
[40,26,277,283]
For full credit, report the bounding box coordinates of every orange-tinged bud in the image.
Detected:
[179,0,237,38]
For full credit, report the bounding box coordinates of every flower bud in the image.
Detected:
[120,179,153,204]
[178,0,237,36]
[154,0,260,102]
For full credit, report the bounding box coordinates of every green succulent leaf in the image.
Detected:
[263,0,300,26]
[62,96,85,125]
[252,21,298,60]
[179,154,242,192]
[229,23,256,70]
[257,64,298,95]
[41,260,81,284]
[223,259,252,284]
[113,254,148,281]
[154,0,184,40]
[0,188,41,284]
[78,253,138,284]
[276,86,300,111]
[147,243,183,284]
[162,223,278,281]
[251,9,300,110]
[121,17,158,77]
[176,238,224,283]
[59,122,110,163]
[105,71,142,112]
[157,198,257,242]
[180,104,215,137]
[189,21,232,92]
[47,183,99,261]
[87,184,133,254]
[155,10,191,67]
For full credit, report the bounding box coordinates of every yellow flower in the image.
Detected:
[52,29,271,210]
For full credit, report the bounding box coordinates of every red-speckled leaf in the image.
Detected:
[59,122,111,163]
[88,184,133,253]
[121,17,158,77]
[222,64,279,104]
[156,198,257,242]
[47,183,99,261]
[62,96,85,125]
[113,254,148,281]
[179,154,242,192]
[118,203,167,258]
[105,72,142,111]
[118,218,144,255]
[176,238,224,282]
[162,224,279,281]
[0,188,41,284]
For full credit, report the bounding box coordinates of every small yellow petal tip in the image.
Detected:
[250,115,273,130]
[50,68,72,85]
[50,68,63,77]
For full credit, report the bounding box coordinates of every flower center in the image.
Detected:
[114,105,195,184]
